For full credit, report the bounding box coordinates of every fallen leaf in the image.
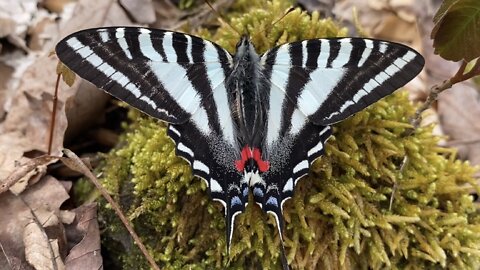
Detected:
[0,176,70,270]
[23,219,65,270]
[0,0,38,50]
[0,0,135,186]
[65,203,102,270]
[438,81,480,165]
[42,0,74,13]
[151,0,185,29]
[119,0,156,24]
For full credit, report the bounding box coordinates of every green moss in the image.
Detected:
[98,1,480,269]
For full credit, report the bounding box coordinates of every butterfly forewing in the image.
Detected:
[55,27,233,125]
[261,38,424,126]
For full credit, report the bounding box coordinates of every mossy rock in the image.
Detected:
[96,0,480,269]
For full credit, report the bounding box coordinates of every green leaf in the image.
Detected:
[433,0,458,24]
[431,0,480,62]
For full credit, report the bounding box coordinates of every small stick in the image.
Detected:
[61,149,161,270]
[48,74,61,155]
[391,58,480,209]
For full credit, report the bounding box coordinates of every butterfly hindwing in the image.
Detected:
[167,122,246,251]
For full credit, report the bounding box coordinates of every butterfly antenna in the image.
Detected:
[204,0,241,37]
[272,7,295,26]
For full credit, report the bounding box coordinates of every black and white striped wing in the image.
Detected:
[55,27,233,124]
[256,38,424,234]
[55,27,245,250]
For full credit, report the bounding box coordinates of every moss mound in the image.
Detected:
[98,0,480,269]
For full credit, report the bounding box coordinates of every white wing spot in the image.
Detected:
[301,40,308,67]
[97,62,115,77]
[318,40,330,67]
[358,39,374,67]
[307,141,323,157]
[379,42,388,54]
[98,30,110,42]
[162,32,177,62]
[169,125,180,136]
[193,160,210,175]
[115,28,132,59]
[330,39,353,67]
[282,178,293,193]
[66,37,83,50]
[178,143,194,158]
[185,35,193,64]
[210,179,223,193]
[138,29,163,61]
[293,160,308,174]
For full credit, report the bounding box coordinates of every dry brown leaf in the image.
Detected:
[65,203,102,270]
[438,82,480,165]
[23,219,65,270]
[60,210,76,225]
[42,0,74,13]
[55,0,135,143]
[151,0,184,29]
[0,0,38,50]
[119,0,156,24]
[0,0,135,181]
[297,0,335,17]
[9,163,47,195]
[333,0,425,97]
[334,0,422,44]
[0,176,69,270]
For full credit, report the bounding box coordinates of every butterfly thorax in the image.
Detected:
[228,36,269,174]
[228,36,265,145]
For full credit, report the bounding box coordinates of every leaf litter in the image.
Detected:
[1,0,479,269]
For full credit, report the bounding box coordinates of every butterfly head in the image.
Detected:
[234,35,259,63]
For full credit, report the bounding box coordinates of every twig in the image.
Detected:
[0,156,57,195]
[0,240,11,269]
[409,59,480,133]
[390,58,480,210]
[60,149,161,270]
[48,74,61,155]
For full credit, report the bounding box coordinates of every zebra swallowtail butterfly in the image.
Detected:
[55,27,424,268]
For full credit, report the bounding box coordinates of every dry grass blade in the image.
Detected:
[59,149,160,270]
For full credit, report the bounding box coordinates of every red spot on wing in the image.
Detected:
[235,146,270,173]
[252,148,270,172]
[235,147,251,171]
